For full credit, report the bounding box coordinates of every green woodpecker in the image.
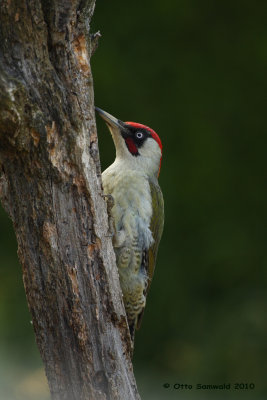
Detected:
[96,107,164,342]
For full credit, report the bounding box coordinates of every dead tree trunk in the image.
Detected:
[0,1,140,399]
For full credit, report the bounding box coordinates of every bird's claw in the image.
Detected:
[101,194,115,237]
[101,194,115,210]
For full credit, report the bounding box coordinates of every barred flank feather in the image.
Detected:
[136,180,164,329]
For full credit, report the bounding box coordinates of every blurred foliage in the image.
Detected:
[1,0,267,398]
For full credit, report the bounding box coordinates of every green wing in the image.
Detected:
[136,179,164,329]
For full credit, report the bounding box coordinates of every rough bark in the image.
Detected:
[0,1,140,399]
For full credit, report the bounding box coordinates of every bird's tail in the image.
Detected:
[128,322,135,357]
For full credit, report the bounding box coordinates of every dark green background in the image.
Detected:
[1,1,266,399]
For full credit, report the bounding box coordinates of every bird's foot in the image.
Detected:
[102,194,115,210]
[101,194,115,238]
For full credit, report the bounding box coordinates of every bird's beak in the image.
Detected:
[95,107,125,131]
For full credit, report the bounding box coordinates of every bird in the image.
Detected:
[95,107,164,344]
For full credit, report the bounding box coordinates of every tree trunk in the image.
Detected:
[0,1,140,399]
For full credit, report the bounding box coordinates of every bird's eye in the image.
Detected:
[136,132,143,139]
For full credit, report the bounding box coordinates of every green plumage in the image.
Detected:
[96,106,164,344]
[136,179,164,329]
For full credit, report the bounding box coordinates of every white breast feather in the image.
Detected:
[102,163,153,250]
